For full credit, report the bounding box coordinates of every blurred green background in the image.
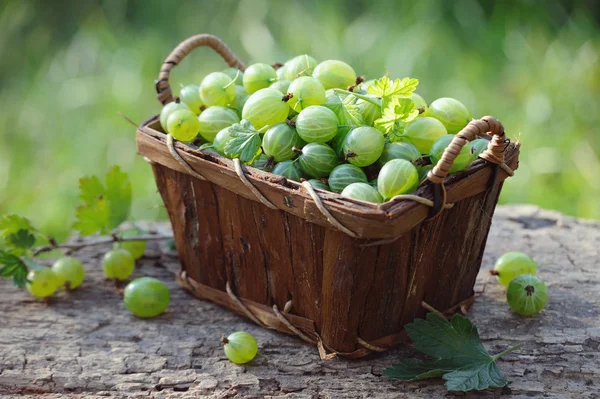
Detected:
[1,0,599,240]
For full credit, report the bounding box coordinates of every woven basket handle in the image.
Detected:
[156,34,246,105]
[427,116,507,184]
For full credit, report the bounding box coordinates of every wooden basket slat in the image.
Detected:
[152,166,204,285]
[320,230,380,352]
[191,179,228,289]
[358,232,414,342]
[248,202,296,311]
[213,185,270,304]
[137,120,519,239]
[287,217,325,325]
[139,117,519,356]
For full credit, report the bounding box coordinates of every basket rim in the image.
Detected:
[137,116,520,239]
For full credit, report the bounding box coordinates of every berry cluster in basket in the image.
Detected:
[160,55,489,203]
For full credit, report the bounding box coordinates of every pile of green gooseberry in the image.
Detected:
[25,228,170,319]
[160,54,489,203]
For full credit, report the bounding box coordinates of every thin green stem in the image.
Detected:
[333,89,382,108]
[223,70,240,89]
[32,234,173,257]
[492,343,523,361]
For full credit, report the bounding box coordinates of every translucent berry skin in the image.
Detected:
[229,85,250,118]
[197,106,240,142]
[243,63,277,94]
[297,142,338,178]
[199,72,236,107]
[417,164,434,183]
[425,97,472,134]
[102,249,135,281]
[270,79,291,94]
[212,127,234,155]
[179,84,205,115]
[506,274,547,316]
[493,252,538,287]
[124,277,170,318]
[272,160,303,182]
[160,101,189,132]
[307,179,330,191]
[26,268,59,298]
[295,106,339,143]
[342,127,385,167]
[242,88,289,131]
[114,228,147,260]
[223,331,258,364]
[262,123,303,162]
[287,77,326,112]
[166,109,201,142]
[313,60,357,90]
[378,142,422,167]
[276,64,288,80]
[250,154,274,172]
[377,159,419,200]
[328,164,368,193]
[410,92,427,111]
[284,54,317,80]
[51,256,85,289]
[222,67,244,85]
[470,138,489,159]
[341,182,383,203]
[429,135,474,173]
[401,117,447,154]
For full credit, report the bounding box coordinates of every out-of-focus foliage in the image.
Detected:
[0,0,598,239]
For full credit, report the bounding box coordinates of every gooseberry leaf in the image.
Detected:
[74,166,132,236]
[105,166,132,229]
[74,196,112,236]
[0,250,28,288]
[375,97,419,138]
[224,119,263,163]
[4,229,35,255]
[0,214,36,238]
[368,77,419,106]
[0,215,38,255]
[79,176,104,204]
[384,313,522,392]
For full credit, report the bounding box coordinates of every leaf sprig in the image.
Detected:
[0,167,174,289]
[375,97,420,139]
[74,165,132,236]
[332,75,420,142]
[367,76,419,107]
[384,313,522,392]
[0,214,39,287]
[224,119,263,163]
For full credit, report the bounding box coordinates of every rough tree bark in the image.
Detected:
[1,205,599,398]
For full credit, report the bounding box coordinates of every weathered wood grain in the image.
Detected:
[2,206,599,398]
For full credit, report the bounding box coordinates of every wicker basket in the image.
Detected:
[136,34,520,358]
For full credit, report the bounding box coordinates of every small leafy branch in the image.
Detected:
[0,166,172,288]
[333,75,421,140]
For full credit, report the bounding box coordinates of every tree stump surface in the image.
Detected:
[1,205,599,399]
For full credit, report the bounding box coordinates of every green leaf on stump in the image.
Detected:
[384,313,522,392]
